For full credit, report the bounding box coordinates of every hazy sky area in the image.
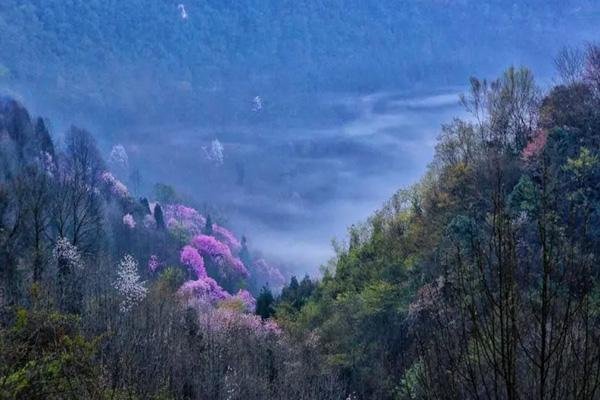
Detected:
[1,1,599,273]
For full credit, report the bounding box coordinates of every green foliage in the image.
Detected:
[398,360,427,400]
[0,63,8,78]
[153,183,178,205]
[508,175,539,215]
[155,266,186,294]
[563,147,600,204]
[564,147,599,180]
[256,286,275,319]
[0,308,104,399]
[1,0,590,126]
[282,60,600,399]
[279,275,316,312]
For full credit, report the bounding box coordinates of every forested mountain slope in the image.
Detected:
[276,45,600,399]
[1,0,598,123]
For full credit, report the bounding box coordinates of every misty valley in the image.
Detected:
[1,2,600,399]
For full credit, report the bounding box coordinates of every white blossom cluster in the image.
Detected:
[122,213,136,229]
[178,4,188,20]
[203,139,224,166]
[108,144,129,170]
[38,151,55,177]
[113,254,147,312]
[101,171,129,198]
[52,237,83,270]
[252,95,263,112]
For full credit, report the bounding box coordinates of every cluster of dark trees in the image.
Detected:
[274,44,600,399]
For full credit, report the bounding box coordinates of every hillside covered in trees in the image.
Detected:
[273,45,600,399]
[0,94,332,399]
[1,0,598,124]
[2,33,600,400]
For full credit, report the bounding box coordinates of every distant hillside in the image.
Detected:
[1,0,599,123]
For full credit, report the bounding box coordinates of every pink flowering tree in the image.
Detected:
[232,289,256,313]
[180,245,207,279]
[148,254,161,273]
[191,234,248,278]
[164,204,206,240]
[522,129,548,161]
[101,171,129,198]
[178,277,230,305]
[212,224,242,253]
[198,307,282,337]
[252,258,286,290]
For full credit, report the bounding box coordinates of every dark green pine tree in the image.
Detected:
[154,203,165,229]
[204,214,213,235]
[239,236,252,267]
[280,276,314,311]
[282,276,300,302]
[255,286,275,319]
[140,197,151,214]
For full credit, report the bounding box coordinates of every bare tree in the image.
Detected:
[554,46,584,85]
[54,126,105,254]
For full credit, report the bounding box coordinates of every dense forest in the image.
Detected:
[1,1,598,123]
[2,43,600,399]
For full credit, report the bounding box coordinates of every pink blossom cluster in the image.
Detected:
[180,245,207,278]
[164,204,206,237]
[232,289,256,313]
[100,171,129,198]
[522,129,548,160]
[253,258,286,288]
[163,205,243,254]
[148,254,161,272]
[178,277,230,305]
[191,234,248,277]
[199,308,282,337]
[122,213,136,229]
[212,224,242,252]
[192,234,230,258]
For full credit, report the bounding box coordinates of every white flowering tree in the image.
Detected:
[52,237,84,311]
[178,4,188,19]
[53,236,83,275]
[113,254,147,312]
[252,95,263,112]
[203,139,224,166]
[108,144,129,170]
